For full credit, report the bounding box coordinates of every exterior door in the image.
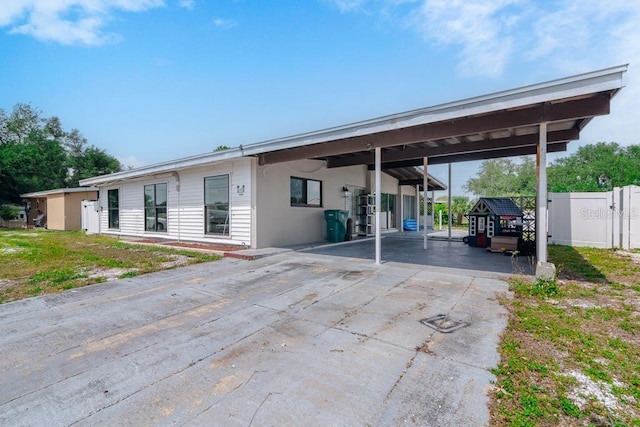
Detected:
[477,216,487,247]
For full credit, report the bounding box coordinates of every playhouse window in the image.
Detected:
[499,216,517,232]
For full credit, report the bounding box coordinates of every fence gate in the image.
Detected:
[621,185,640,250]
[549,192,613,248]
[81,201,100,234]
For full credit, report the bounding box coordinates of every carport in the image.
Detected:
[249,65,628,277]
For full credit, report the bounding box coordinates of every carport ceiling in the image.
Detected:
[256,66,626,170]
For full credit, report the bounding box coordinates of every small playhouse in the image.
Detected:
[467,197,524,252]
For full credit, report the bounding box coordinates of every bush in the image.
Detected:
[0,205,21,221]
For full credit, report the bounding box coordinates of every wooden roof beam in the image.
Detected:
[371,142,568,170]
[329,128,578,168]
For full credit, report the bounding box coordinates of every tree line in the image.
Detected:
[464,142,640,197]
[0,103,122,205]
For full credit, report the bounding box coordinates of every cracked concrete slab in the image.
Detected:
[0,252,510,426]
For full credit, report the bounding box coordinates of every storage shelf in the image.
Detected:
[357,194,375,236]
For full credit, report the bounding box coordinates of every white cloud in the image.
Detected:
[323,0,370,13]
[177,0,194,10]
[412,0,523,77]
[212,17,237,29]
[0,0,166,46]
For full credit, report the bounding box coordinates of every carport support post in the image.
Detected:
[375,147,382,265]
[448,163,452,240]
[423,157,428,250]
[536,122,556,279]
[431,190,435,234]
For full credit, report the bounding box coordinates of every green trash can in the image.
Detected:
[324,210,349,243]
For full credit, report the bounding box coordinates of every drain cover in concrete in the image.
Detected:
[419,314,469,333]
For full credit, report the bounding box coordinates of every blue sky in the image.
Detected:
[1,0,639,196]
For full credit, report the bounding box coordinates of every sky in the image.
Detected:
[1,0,639,196]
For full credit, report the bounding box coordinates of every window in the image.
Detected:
[108,189,119,229]
[204,175,229,236]
[290,177,322,207]
[144,183,167,232]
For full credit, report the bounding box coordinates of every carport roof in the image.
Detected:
[80,65,627,187]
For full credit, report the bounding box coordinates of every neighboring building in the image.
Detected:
[79,158,445,248]
[21,188,99,230]
[467,197,524,250]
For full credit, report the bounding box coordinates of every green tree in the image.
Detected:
[0,103,121,203]
[548,142,640,192]
[62,129,121,187]
[464,157,536,197]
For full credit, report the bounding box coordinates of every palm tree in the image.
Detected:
[451,196,474,226]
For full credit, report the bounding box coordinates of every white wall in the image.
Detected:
[97,157,254,246]
[256,160,368,247]
[549,192,613,248]
[549,187,640,249]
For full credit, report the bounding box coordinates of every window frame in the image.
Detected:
[204,174,230,237]
[290,177,323,207]
[107,188,119,230]
[144,183,168,233]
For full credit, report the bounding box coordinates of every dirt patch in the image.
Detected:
[565,370,621,411]
[88,268,138,281]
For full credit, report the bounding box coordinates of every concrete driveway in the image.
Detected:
[0,252,510,426]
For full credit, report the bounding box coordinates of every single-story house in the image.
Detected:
[21,188,98,230]
[79,65,627,270]
[78,158,445,248]
[467,197,524,250]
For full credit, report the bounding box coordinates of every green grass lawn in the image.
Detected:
[0,229,220,304]
[491,245,640,426]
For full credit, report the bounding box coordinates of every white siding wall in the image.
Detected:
[97,157,253,246]
[256,160,368,247]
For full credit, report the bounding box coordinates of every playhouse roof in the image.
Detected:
[470,197,523,217]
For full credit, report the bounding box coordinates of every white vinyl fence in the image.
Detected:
[549,185,640,249]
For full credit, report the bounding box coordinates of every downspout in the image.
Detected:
[171,171,181,242]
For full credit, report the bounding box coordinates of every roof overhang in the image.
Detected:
[80,65,627,187]
[256,65,627,168]
[20,187,98,198]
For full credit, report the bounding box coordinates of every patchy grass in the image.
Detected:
[0,229,220,304]
[491,245,640,426]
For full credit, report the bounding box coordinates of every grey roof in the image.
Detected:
[473,198,523,216]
